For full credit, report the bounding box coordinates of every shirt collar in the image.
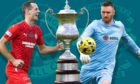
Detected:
[100,19,115,26]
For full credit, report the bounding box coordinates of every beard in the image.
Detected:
[30,15,38,21]
[102,17,112,24]
[33,16,38,21]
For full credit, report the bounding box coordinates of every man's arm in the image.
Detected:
[78,20,95,41]
[76,41,90,64]
[121,23,140,56]
[136,49,140,57]
[76,21,96,64]
[0,37,24,68]
[122,35,140,57]
[38,43,64,54]
[0,37,15,62]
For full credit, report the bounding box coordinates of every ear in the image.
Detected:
[25,9,31,15]
[113,10,115,16]
[25,9,28,15]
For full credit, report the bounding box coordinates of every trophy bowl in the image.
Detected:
[45,0,89,83]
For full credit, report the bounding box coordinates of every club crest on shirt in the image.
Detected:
[23,33,27,37]
[35,34,38,39]
[103,35,109,41]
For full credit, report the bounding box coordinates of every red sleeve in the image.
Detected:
[36,26,44,45]
[4,24,19,41]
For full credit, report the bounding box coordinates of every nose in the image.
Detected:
[104,13,108,17]
[37,8,40,13]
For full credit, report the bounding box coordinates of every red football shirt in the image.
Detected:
[4,21,44,71]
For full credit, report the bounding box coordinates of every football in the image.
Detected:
[78,37,96,55]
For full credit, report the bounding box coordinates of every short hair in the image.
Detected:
[22,0,35,15]
[101,1,114,9]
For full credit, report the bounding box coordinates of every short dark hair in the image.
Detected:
[101,1,114,8]
[22,0,35,15]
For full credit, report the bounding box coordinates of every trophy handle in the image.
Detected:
[45,8,56,39]
[79,7,90,29]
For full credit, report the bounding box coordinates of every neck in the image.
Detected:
[24,17,34,27]
[103,19,114,25]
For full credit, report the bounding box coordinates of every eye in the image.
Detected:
[102,11,106,13]
[102,11,111,14]
[107,12,111,14]
[35,8,38,10]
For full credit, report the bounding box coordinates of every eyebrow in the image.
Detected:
[102,11,111,13]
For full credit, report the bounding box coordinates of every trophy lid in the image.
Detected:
[58,0,77,14]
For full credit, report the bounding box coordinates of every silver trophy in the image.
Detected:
[45,0,89,83]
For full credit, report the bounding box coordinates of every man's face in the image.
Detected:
[101,6,115,23]
[26,3,40,21]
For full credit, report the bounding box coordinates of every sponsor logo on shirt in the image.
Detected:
[103,35,119,41]
[22,41,35,48]
[110,37,119,40]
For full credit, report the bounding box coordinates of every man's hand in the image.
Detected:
[77,40,91,64]
[137,49,140,57]
[80,54,91,64]
[56,42,64,51]
[11,59,24,68]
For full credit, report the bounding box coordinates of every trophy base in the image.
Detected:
[55,59,81,83]
[58,59,78,63]
[54,81,82,84]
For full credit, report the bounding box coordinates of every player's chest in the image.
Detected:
[18,28,38,43]
[94,26,123,42]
